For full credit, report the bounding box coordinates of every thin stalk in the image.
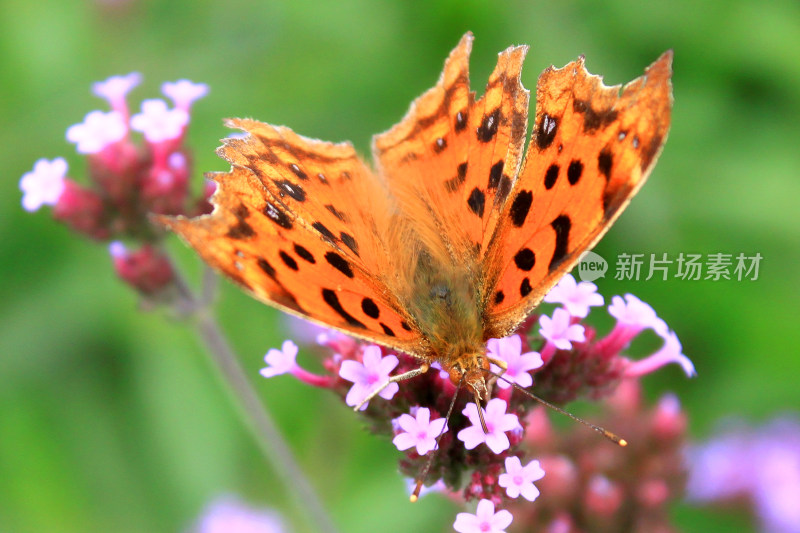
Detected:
[170,264,338,533]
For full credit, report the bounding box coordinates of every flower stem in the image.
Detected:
[170,264,339,533]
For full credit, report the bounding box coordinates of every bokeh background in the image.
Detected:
[2,0,799,531]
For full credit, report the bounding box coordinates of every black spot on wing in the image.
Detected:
[313,221,336,241]
[488,160,504,189]
[477,109,500,143]
[509,190,533,227]
[401,321,412,331]
[325,251,354,278]
[433,137,447,153]
[598,149,613,179]
[293,244,315,263]
[361,297,380,319]
[544,164,559,190]
[289,163,308,180]
[640,133,664,170]
[567,160,583,185]
[467,187,486,217]
[455,110,468,132]
[322,288,366,328]
[535,113,558,150]
[573,99,618,132]
[494,290,505,304]
[275,180,306,202]
[227,204,255,239]
[380,323,395,337]
[340,232,359,256]
[549,215,571,271]
[513,248,536,271]
[325,204,348,222]
[279,250,298,271]
[263,201,293,229]
[445,162,468,193]
[257,257,276,279]
[520,278,532,297]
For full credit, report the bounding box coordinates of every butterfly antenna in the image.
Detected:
[410,377,464,502]
[487,370,627,447]
[473,390,489,434]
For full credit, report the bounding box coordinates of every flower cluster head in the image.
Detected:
[20,74,212,297]
[687,416,800,533]
[262,275,694,530]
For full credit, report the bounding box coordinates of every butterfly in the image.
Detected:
[162,33,672,412]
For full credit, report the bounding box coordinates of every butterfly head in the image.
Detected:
[445,353,491,400]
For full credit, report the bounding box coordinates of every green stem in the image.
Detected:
[170,265,339,533]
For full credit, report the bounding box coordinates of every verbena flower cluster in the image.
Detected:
[264,274,696,532]
[20,73,211,296]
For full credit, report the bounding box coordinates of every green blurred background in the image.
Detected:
[2,0,799,531]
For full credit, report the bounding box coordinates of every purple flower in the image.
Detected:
[543,274,604,318]
[339,345,399,410]
[66,110,127,154]
[259,340,298,378]
[453,499,513,533]
[194,495,284,533]
[430,361,451,380]
[392,407,448,455]
[498,456,545,501]
[539,308,586,350]
[687,417,800,533]
[486,335,543,389]
[130,99,189,143]
[624,331,696,378]
[92,72,141,113]
[457,398,522,454]
[607,294,668,337]
[162,79,209,111]
[19,158,67,212]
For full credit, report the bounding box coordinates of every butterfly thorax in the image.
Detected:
[406,250,489,398]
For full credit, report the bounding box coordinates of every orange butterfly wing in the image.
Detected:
[162,123,428,356]
[483,52,673,338]
[373,33,529,265]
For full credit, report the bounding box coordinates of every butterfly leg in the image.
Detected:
[353,363,430,412]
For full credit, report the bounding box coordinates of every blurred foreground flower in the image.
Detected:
[687,416,800,533]
[193,495,284,533]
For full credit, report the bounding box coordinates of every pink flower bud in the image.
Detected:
[109,242,175,294]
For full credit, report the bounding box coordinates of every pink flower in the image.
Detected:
[392,407,448,455]
[130,99,189,143]
[66,110,127,153]
[338,345,399,410]
[19,158,67,212]
[457,398,522,454]
[623,331,696,378]
[498,456,545,501]
[607,294,668,337]
[539,308,586,350]
[260,340,299,378]
[543,274,604,318]
[92,72,141,114]
[195,495,284,533]
[162,79,209,111]
[453,499,513,533]
[487,335,543,389]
